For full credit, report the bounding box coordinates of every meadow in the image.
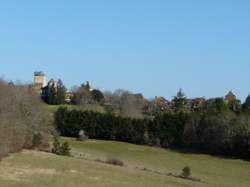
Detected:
[0,138,249,187]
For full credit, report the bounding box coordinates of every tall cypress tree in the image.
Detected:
[56,79,67,105]
[48,83,57,105]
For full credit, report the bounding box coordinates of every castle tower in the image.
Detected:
[34,71,47,87]
[32,71,47,94]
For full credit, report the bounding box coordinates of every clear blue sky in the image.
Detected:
[0,0,249,101]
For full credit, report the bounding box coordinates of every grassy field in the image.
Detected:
[44,104,77,113]
[0,138,249,187]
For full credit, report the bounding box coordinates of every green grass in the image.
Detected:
[44,104,105,114]
[0,151,196,187]
[62,137,250,187]
[0,138,249,187]
[44,104,77,113]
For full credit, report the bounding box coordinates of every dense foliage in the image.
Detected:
[42,79,67,105]
[55,107,250,159]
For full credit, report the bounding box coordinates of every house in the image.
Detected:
[225,91,236,102]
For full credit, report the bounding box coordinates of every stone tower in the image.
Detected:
[34,71,47,87]
[33,71,47,94]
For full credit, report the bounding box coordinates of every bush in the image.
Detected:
[52,137,71,156]
[59,142,71,156]
[181,166,191,178]
[51,137,61,155]
[105,158,124,167]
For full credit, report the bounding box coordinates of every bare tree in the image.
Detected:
[104,89,146,118]
[0,80,53,158]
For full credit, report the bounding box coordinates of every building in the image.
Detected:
[32,71,47,94]
[32,72,73,103]
[41,79,57,99]
[225,91,236,102]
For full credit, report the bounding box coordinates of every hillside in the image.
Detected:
[0,138,249,187]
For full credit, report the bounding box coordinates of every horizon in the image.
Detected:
[1,1,250,101]
[1,70,248,102]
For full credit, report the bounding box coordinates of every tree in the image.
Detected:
[104,90,146,118]
[91,89,105,104]
[215,98,227,112]
[242,95,250,112]
[48,83,57,105]
[72,85,93,105]
[59,142,71,156]
[56,79,67,104]
[173,89,186,111]
[228,99,241,112]
[81,81,91,91]
[0,80,53,157]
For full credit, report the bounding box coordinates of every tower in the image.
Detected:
[33,71,47,94]
[34,71,47,87]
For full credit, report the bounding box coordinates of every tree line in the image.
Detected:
[55,107,250,159]
[41,79,250,118]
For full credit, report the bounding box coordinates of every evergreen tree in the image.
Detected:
[48,83,57,105]
[173,89,186,111]
[56,79,67,104]
[81,81,91,91]
[242,95,250,112]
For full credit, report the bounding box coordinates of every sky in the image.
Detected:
[0,0,249,101]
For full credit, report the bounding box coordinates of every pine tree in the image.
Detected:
[173,89,186,111]
[48,83,57,105]
[56,79,67,105]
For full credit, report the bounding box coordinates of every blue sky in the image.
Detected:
[0,0,249,101]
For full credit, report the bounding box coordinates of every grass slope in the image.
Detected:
[0,138,249,187]
[63,137,250,187]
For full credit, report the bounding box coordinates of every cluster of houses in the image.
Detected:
[31,71,73,103]
[147,90,238,113]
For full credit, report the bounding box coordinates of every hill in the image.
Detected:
[0,138,249,187]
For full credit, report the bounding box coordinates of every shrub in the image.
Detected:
[105,158,124,167]
[51,137,61,155]
[52,137,71,156]
[181,166,191,178]
[59,142,71,156]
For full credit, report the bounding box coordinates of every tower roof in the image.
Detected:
[34,71,45,76]
[225,91,236,101]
